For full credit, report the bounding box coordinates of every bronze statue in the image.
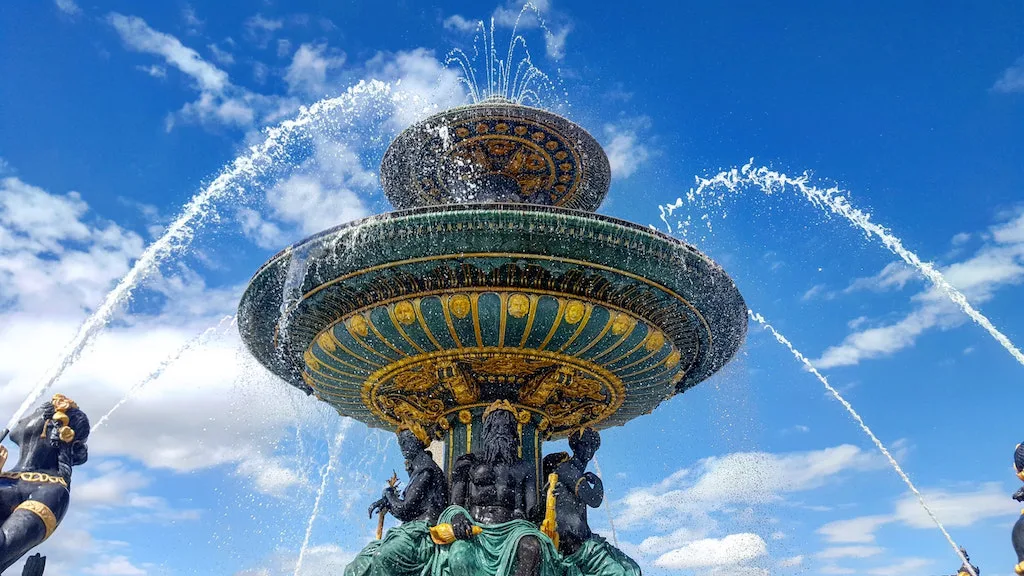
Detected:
[345,424,448,576]
[1012,443,1024,574]
[0,394,88,574]
[545,429,639,576]
[442,401,559,576]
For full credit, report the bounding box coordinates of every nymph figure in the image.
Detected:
[1011,442,1024,574]
[442,401,559,576]
[0,394,89,573]
[546,428,640,576]
[345,423,447,576]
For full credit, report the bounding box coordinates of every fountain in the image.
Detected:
[237,97,748,575]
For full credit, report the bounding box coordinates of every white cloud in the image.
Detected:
[209,43,235,66]
[891,482,1018,528]
[365,48,468,128]
[55,0,80,16]
[108,13,266,130]
[235,544,359,576]
[83,556,147,575]
[135,64,166,78]
[244,14,284,48]
[285,43,346,96]
[109,13,228,93]
[653,533,767,569]
[0,176,144,314]
[603,120,651,180]
[181,4,203,33]
[817,545,884,559]
[444,15,481,33]
[238,136,374,249]
[816,212,1024,368]
[844,261,917,293]
[817,515,891,544]
[636,526,713,556]
[867,558,932,576]
[544,24,571,60]
[779,555,804,567]
[817,483,1018,548]
[277,38,292,59]
[993,55,1024,93]
[616,444,879,530]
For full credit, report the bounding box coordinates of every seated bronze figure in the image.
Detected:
[545,429,639,576]
[345,423,448,576]
[0,394,89,574]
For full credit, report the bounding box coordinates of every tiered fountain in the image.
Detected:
[238,98,748,575]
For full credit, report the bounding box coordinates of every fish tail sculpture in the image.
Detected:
[540,472,559,550]
[429,522,483,545]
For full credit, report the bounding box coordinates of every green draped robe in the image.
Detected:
[432,505,562,576]
[344,520,435,576]
[561,536,641,576]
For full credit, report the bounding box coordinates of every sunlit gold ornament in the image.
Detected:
[51,394,77,413]
[448,294,471,319]
[396,419,431,446]
[664,350,681,368]
[59,426,75,443]
[564,301,585,324]
[483,399,518,420]
[348,315,369,337]
[429,522,482,545]
[394,301,416,325]
[507,294,530,319]
[644,331,665,352]
[52,412,69,427]
[611,313,633,335]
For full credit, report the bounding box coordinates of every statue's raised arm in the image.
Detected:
[0,394,89,573]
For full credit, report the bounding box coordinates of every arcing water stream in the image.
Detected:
[748,310,976,575]
[92,315,235,431]
[294,423,349,576]
[660,161,1024,368]
[5,80,394,431]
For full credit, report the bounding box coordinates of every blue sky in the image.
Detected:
[1,1,1023,575]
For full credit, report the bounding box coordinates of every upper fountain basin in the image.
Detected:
[380,102,611,212]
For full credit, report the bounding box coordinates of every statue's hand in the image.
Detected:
[368,498,388,519]
[552,481,568,499]
[46,422,64,447]
[583,471,600,486]
[1013,487,1024,502]
[22,554,46,576]
[452,513,474,540]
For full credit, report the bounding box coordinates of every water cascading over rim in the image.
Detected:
[237,100,748,490]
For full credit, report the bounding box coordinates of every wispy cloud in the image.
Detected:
[284,43,346,96]
[54,0,80,16]
[816,209,1024,368]
[603,118,652,180]
[443,14,480,33]
[993,55,1024,93]
[817,482,1018,544]
[653,533,767,569]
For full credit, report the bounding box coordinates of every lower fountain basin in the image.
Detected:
[238,204,747,438]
